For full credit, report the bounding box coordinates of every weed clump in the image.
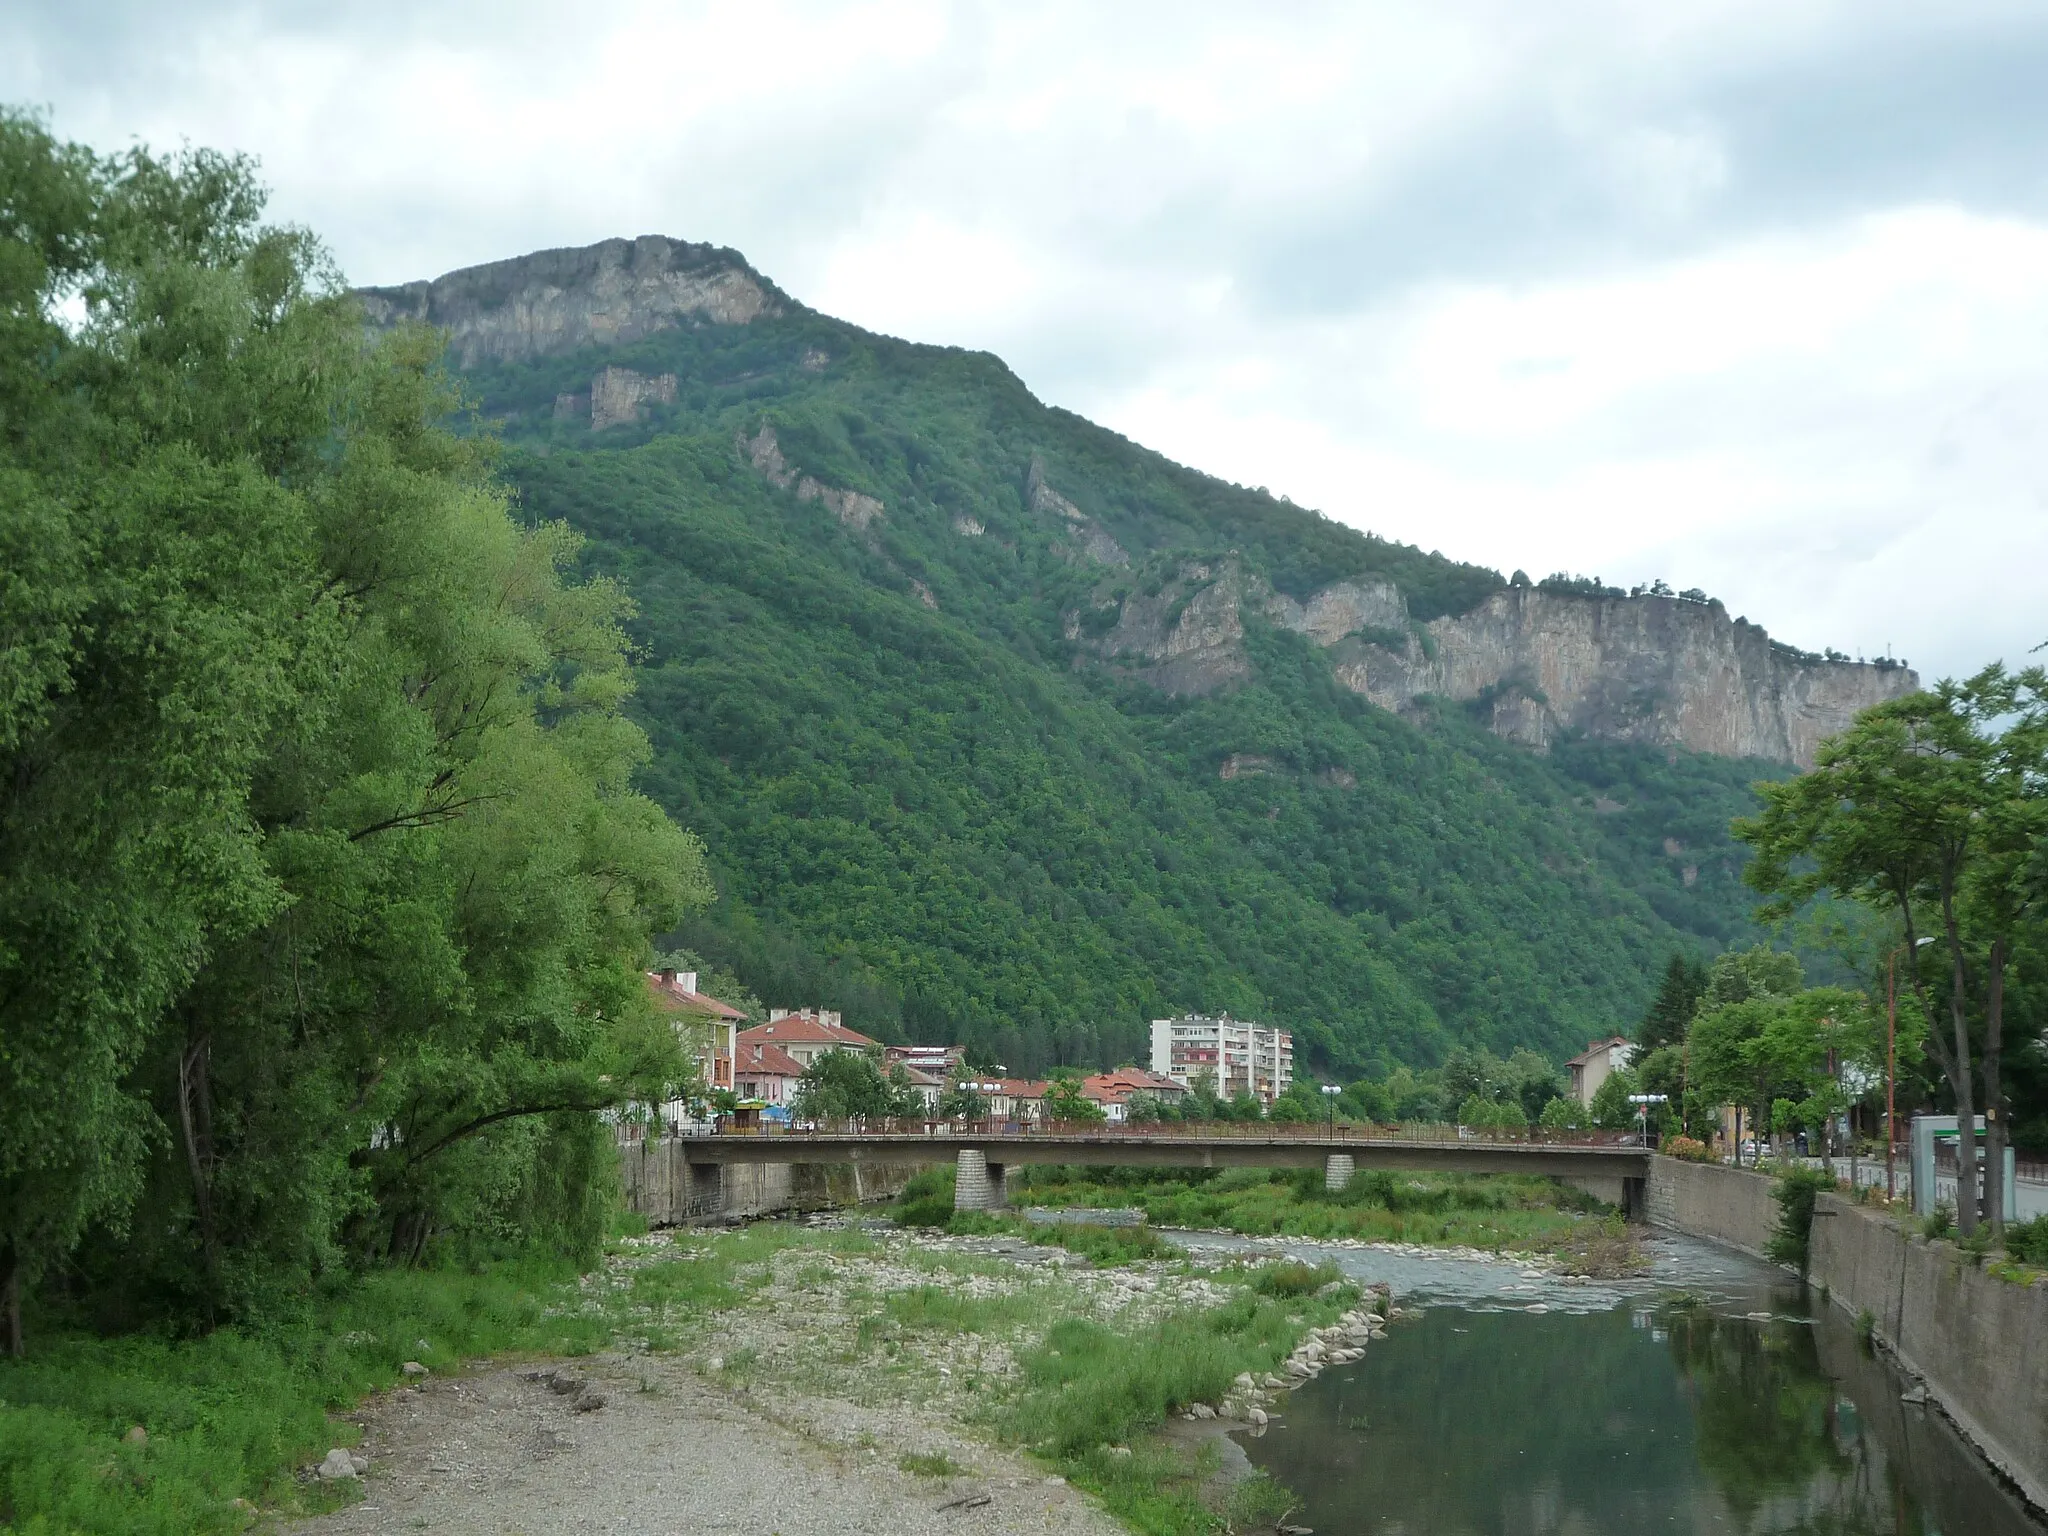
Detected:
[1254,1260,1341,1298]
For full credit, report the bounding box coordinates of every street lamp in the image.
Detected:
[1628,1093,1669,1148]
[1887,935,1936,1202]
[1322,1083,1342,1138]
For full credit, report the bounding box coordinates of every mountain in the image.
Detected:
[357,236,1917,1077]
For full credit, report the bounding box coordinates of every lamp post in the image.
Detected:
[1322,1082,1342,1139]
[1628,1093,1669,1148]
[1887,935,1935,1202]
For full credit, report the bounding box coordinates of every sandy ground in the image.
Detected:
[286,1349,1120,1536]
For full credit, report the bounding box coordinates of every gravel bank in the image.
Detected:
[285,1352,1116,1536]
[284,1222,1210,1536]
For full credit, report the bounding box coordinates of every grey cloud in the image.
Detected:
[1218,11,2048,320]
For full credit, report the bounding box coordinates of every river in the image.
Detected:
[1170,1229,2045,1536]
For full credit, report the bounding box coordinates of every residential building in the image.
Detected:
[1081,1068,1189,1124]
[979,1078,1048,1123]
[739,1009,877,1068]
[897,1063,945,1113]
[645,968,748,1126]
[734,1039,806,1116]
[1149,1015,1293,1105]
[885,1043,966,1079]
[1566,1036,1637,1108]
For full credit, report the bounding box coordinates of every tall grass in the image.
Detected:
[0,1261,613,1536]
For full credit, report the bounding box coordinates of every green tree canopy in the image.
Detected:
[1638,953,1708,1050]
[1738,672,2048,1230]
[1042,1074,1108,1124]
[793,1049,919,1120]
[0,111,707,1345]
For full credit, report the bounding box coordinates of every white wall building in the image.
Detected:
[1566,1036,1637,1108]
[1149,1015,1293,1106]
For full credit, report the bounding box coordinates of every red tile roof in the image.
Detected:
[1081,1068,1187,1103]
[741,1014,877,1050]
[645,971,747,1021]
[736,1041,806,1077]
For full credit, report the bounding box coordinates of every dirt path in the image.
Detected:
[287,1348,1119,1536]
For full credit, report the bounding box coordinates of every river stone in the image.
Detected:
[123,1426,147,1446]
[316,1448,358,1481]
[401,1361,429,1377]
[1190,1403,1216,1420]
[1248,1407,1268,1427]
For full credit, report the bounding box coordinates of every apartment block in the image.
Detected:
[1148,1014,1293,1105]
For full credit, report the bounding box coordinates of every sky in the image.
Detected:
[7,0,2045,683]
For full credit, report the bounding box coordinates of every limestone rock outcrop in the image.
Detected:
[740,425,884,530]
[1079,559,1917,767]
[1027,454,1128,566]
[1343,587,1918,766]
[590,365,677,430]
[355,235,780,368]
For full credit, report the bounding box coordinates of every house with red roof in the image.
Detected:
[645,968,749,1127]
[733,1039,807,1112]
[738,1008,877,1069]
[1080,1067,1188,1124]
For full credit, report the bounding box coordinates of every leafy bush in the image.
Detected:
[892,1166,957,1228]
[1765,1164,1837,1271]
[1922,1203,1955,1241]
[2004,1215,2048,1267]
[1661,1135,1713,1163]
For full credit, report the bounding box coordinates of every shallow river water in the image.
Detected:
[1172,1230,2045,1536]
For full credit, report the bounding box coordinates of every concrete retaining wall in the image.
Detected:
[1646,1154,1779,1256]
[1810,1192,2048,1511]
[1645,1154,2048,1509]
[618,1138,918,1225]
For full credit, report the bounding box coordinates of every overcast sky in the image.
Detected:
[8,1,2045,682]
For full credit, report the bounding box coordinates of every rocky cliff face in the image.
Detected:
[355,235,780,367]
[1082,561,1917,767]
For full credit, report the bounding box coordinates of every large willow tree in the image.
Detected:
[0,112,710,1347]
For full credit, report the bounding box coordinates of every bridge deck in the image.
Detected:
[667,1129,1649,1180]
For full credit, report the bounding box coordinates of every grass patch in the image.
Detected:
[943,1210,1182,1266]
[1009,1280,1356,1457]
[898,1451,963,1478]
[1008,1165,1597,1250]
[0,1258,611,1536]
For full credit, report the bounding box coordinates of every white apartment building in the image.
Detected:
[1149,1014,1293,1106]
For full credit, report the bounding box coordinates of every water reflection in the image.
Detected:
[1241,1297,2043,1536]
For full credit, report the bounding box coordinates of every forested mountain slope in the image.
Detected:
[361,236,1912,1077]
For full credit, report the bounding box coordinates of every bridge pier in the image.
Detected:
[954,1149,1013,1211]
[1622,1176,1646,1225]
[1325,1153,1356,1192]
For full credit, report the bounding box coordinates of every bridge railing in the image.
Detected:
[685,1117,1638,1149]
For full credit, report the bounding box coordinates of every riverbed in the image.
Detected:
[1177,1229,2045,1536]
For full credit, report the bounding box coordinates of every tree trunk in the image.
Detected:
[2,1241,21,1357]
[177,1031,221,1321]
[1941,909,1980,1235]
[1983,938,2008,1235]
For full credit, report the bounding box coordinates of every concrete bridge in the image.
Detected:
[661,1125,1653,1220]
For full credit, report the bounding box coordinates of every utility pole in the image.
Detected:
[1887,935,1934,1202]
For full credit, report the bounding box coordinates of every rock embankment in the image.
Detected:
[1180,1290,1390,1429]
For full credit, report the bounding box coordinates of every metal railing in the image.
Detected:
[665,1116,1638,1149]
